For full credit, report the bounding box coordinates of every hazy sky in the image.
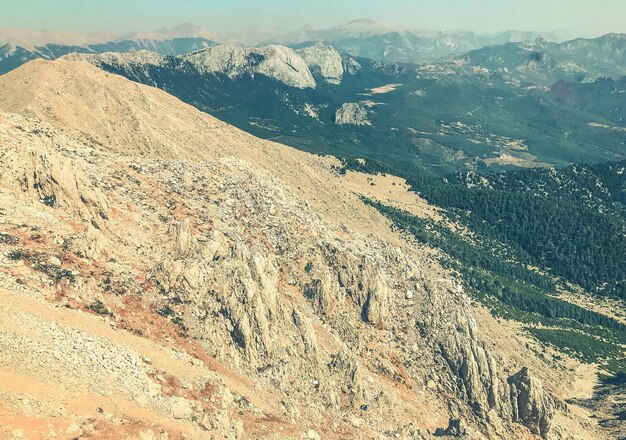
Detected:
[1,0,624,36]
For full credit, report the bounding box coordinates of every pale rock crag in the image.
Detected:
[297,43,345,85]
[335,102,371,125]
[182,43,317,89]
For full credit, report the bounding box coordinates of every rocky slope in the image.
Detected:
[0,59,602,439]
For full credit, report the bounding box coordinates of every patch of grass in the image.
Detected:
[172,316,188,334]
[158,305,175,317]
[88,299,112,316]
[7,249,76,284]
[0,233,19,244]
[33,263,76,284]
[40,195,56,207]
[8,249,28,261]
[528,328,626,375]
[158,305,188,334]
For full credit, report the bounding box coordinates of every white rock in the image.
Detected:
[297,43,344,85]
[301,429,321,440]
[65,422,82,436]
[171,398,193,419]
[335,103,371,126]
[183,44,317,89]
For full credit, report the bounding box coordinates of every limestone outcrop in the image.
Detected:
[297,43,344,85]
[334,102,371,125]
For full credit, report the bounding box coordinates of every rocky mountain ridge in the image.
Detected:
[334,103,371,125]
[181,44,317,89]
[0,23,216,48]
[67,42,351,89]
[0,34,215,75]
[460,33,626,84]
[0,59,597,439]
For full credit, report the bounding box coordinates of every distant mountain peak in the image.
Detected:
[344,18,386,26]
[332,18,405,36]
[0,28,99,50]
[117,23,215,42]
[600,32,626,41]
[343,18,395,27]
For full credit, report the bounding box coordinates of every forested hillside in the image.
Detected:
[345,157,626,378]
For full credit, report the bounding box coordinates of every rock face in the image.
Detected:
[297,43,344,85]
[334,102,371,125]
[182,43,317,89]
[434,291,555,438]
[0,59,574,439]
[341,54,362,75]
[508,367,555,438]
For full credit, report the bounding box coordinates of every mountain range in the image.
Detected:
[276,20,564,64]
[57,35,626,179]
[462,33,626,84]
[0,23,216,75]
[0,20,568,74]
